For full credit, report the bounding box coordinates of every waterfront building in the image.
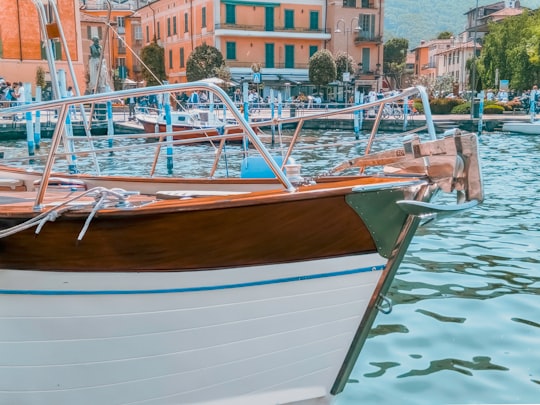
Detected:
[136,0,384,98]
[412,0,527,95]
[1,0,384,99]
[80,0,146,91]
[0,0,85,96]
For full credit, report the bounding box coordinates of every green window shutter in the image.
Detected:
[265,7,274,31]
[285,45,294,68]
[225,4,236,24]
[284,10,294,29]
[265,43,274,68]
[309,11,319,30]
[226,42,236,60]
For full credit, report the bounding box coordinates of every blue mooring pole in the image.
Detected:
[24,82,35,157]
[164,90,173,174]
[34,86,42,150]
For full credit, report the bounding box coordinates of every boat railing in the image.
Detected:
[1,83,440,206]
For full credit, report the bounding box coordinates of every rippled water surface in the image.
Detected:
[338,133,540,405]
[2,130,539,404]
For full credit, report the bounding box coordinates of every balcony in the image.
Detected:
[80,0,136,10]
[354,33,383,44]
[343,0,378,9]
[215,24,328,35]
[226,61,309,69]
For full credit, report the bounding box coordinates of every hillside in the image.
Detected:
[384,0,540,48]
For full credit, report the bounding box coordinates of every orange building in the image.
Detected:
[80,0,145,91]
[327,0,384,94]
[0,0,85,97]
[137,0,384,97]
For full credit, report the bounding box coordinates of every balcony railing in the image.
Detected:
[226,61,310,69]
[354,33,383,44]
[215,24,329,35]
[80,0,139,11]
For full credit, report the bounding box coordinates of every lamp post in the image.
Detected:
[335,17,359,103]
[470,0,479,119]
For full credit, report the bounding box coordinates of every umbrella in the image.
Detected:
[199,77,238,87]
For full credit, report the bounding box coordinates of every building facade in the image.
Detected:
[0,0,85,96]
[136,0,385,97]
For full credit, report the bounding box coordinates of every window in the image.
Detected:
[359,14,375,39]
[41,40,62,61]
[169,49,173,68]
[173,16,177,35]
[157,22,161,39]
[146,25,149,42]
[343,0,356,7]
[309,45,318,57]
[309,11,319,30]
[184,13,189,32]
[361,48,370,72]
[180,47,185,68]
[202,7,206,28]
[265,43,274,68]
[117,16,125,34]
[226,42,236,60]
[225,4,236,24]
[265,7,274,31]
[285,45,294,68]
[87,26,102,40]
[116,58,126,79]
[284,10,294,29]
[361,0,370,7]
[167,18,171,37]
[134,25,143,40]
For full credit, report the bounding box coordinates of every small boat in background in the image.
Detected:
[136,108,249,141]
[0,82,484,405]
[502,119,540,135]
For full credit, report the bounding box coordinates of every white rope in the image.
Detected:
[0,187,134,241]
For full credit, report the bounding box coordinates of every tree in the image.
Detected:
[186,44,225,82]
[309,49,337,97]
[437,31,454,40]
[213,64,233,89]
[383,38,409,89]
[334,51,355,82]
[35,66,46,91]
[479,10,540,91]
[140,41,166,86]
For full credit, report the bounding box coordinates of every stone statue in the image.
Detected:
[87,37,109,93]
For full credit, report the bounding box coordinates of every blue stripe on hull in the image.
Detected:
[0,265,385,296]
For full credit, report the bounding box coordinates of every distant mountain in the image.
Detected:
[384,0,540,48]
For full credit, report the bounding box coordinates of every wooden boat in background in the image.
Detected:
[0,83,483,405]
[136,108,251,141]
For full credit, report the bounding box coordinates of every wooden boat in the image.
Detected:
[0,83,483,405]
[502,119,540,134]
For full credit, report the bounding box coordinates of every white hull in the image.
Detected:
[0,254,385,405]
[502,121,540,135]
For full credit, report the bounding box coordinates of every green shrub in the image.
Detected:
[451,102,471,114]
[483,104,505,114]
[429,98,465,114]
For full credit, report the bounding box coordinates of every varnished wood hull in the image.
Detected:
[137,118,246,141]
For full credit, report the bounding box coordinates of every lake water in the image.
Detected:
[2,129,539,404]
[338,132,540,405]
